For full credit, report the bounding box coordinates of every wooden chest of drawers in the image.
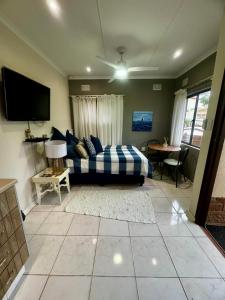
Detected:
[0,180,29,299]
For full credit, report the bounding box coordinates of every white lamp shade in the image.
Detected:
[45,140,67,158]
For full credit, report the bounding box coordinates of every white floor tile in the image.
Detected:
[131,237,177,277]
[25,234,34,243]
[51,236,96,275]
[168,197,191,213]
[196,237,225,277]
[129,222,161,236]
[90,277,138,300]
[37,212,74,235]
[32,205,55,212]
[11,275,47,300]
[93,237,134,276]
[99,218,129,236]
[146,188,166,197]
[180,214,206,237]
[181,278,225,300]
[25,235,64,274]
[23,211,50,234]
[137,278,187,300]
[156,213,192,236]
[151,197,176,213]
[164,237,220,278]
[68,214,100,235]
[40,276,91,300]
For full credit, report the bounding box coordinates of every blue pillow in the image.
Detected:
[67,141,79,159]
[51,127,66,141]
[91,135,103,154]
[83,137,96,156]
[66,130,79,145]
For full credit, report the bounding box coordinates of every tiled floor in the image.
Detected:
[11,178,225,300]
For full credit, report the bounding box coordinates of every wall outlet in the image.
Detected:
[152,83,162,91]
[182,77,189,87]
[81,84,90,91]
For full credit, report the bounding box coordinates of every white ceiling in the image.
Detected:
[0,0,224,78]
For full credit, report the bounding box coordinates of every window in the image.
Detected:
[182,90,210,147]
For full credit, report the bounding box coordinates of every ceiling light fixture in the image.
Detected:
[46,0,61,18]
[115,67,128,80]
[173,49,183,59]
[86,66,91,73]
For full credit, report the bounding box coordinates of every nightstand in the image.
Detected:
[32,168,70,205]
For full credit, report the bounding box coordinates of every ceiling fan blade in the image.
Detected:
[128,66,159,72]
[108,77,115,83]
[96,56,118,69]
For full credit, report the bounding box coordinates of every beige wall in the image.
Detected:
[212,141,225,197]
[0,21,71,212]
[189,11,225,218]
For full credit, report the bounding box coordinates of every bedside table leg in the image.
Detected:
[65,174,70,193]
[35,183,42,205]
[55,183,62,204]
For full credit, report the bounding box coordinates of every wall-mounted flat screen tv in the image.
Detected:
[2,67,50,121]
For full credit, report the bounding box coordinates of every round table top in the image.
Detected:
[148,143,181,152]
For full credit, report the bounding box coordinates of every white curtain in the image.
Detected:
[97,95,123,144]
[72,94,123,144]
[72,96,97,138]
[170,89,187,146]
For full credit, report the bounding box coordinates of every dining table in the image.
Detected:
[148,143,181,152]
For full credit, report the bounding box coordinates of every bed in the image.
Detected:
[66,145,153,186]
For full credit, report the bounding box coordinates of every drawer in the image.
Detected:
[0,287,5,299]
[2,214,14,238]
[13,253,23,273]
[8,234,19,257]
[0,193,9,219]
[0,242,12,274]
[15,226,26,249]
[10,207,22,231]
[5,187,17,211]
[0,260,17,294]
[7,260,17,286]
[0,268,8,293]
[20,243,29,264]
[0,220,7,247]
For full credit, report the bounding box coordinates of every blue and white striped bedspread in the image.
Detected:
[66,145,152,178]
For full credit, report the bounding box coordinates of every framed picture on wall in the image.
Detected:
[132,111,153,131]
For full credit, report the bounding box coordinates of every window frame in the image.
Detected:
[182,88,211,148]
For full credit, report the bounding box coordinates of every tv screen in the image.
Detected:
[2,67,50,121]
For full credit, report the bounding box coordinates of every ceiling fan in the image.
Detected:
[96,46,159,83]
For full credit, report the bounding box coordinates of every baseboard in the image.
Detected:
[23,200,36,215]
[5,266,25,299]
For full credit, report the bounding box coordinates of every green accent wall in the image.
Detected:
[69,79,175,148]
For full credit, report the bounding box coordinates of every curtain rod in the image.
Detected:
[186,75,213,90]
[70,94,124,96]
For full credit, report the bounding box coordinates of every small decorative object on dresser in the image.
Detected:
[0,179,29,299]
[32,168,70,205]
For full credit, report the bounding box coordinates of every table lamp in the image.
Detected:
[45,140,67,175]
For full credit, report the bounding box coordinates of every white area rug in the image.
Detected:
[65,186,156,223]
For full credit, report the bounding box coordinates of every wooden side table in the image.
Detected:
[32,168,70,205]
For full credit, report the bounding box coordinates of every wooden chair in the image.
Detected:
[161,147,189,187]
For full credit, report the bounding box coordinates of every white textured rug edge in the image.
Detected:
[65,187,156,224]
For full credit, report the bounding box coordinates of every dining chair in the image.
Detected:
[161,147,189,187]
[147,139,163,162]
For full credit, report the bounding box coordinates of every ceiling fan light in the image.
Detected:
[115,67,128,80]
